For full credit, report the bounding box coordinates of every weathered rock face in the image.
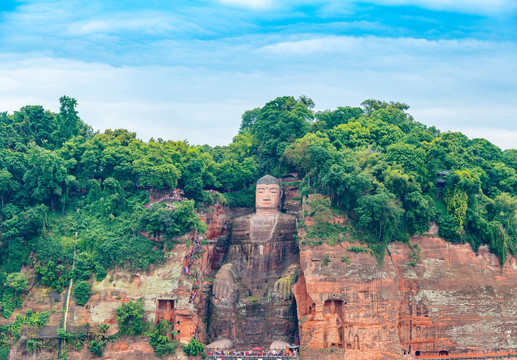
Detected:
[294,235,517,359]
[208,212,299,347]
[392,236,517,356]
[293,242,403,360]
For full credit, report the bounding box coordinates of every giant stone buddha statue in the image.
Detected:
[208,175,299,348]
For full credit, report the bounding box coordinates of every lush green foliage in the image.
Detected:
[74,281,90,306]
[0,97,258,312]
[0,347,8,360]
[89,339,106,357]
[115,299,146,335]
[183,337,205,356]
[0,94,515,319]
[277,99,516,263]
[146,320,179,357]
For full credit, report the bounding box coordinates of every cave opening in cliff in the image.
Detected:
[156,299,175,323]
[439,350,449,356]
[289,296,300,346]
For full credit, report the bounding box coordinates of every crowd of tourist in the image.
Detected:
[207,349,297,358]
[185,233,204,303]
[184,234,203,276]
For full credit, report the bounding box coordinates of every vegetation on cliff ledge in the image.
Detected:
[0,95,515,346]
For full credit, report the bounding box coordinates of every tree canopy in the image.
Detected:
[0,95,515,323]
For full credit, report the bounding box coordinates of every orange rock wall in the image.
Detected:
[294,237,517,360]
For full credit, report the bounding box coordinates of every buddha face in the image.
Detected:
[255,183,281,213]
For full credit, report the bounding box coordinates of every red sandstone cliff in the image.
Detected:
[293,234,517,360]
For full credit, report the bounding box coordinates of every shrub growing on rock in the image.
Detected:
[74,281,90,306]
[115,299,145,335]
[183,338,205,356]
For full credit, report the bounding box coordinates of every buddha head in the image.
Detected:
[255,175,281,215]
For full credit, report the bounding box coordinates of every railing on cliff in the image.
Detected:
[144,188,184,208]
[415,351,517,359]
[184,230,204,304]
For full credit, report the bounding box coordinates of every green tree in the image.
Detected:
[282,132,332,176]
[361,99,409,116]
[0,170,13,208]
[6,272,28,297]
[23,144,72,210]
[74,281,90,306]
[146,320,178,357]
[503,149,517,171]
[229,131,254,159]
[321,157,372,210]
[55,96,90,145]
[181,158,205,202]
[328,121,370,149]
[8,105,59,149]
[183,338,205,356]
[99,177,126,217]
[403,192,436,235]
[313,106,363,130]
[116,299,146,335]
[386,143,426,174]
[250,96,313,172]
[355,191,405,242]
[239,107,260,133]
[444,169,481,232]
[487,162,517,194]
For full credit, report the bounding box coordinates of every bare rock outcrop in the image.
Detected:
[293,236,517,359]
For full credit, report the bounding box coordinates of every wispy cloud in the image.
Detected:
[0,1,516,149]
[1,28,516,148]
[218,0,272,9]
[257,35,513,57]
[67,17,171,36]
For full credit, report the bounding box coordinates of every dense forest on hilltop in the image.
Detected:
[0,95,516,325]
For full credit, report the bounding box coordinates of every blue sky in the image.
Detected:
[1,0,516,149]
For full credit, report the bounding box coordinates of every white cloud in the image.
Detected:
[258,35,503,56]
[65,13,205,36]
[218,0,272,9]
[1,30,516,149]
[70,18,170,35]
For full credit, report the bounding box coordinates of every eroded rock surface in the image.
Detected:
[294,236,517,359]
[208,212,299,347]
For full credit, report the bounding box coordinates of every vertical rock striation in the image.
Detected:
[294,237,517,359]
